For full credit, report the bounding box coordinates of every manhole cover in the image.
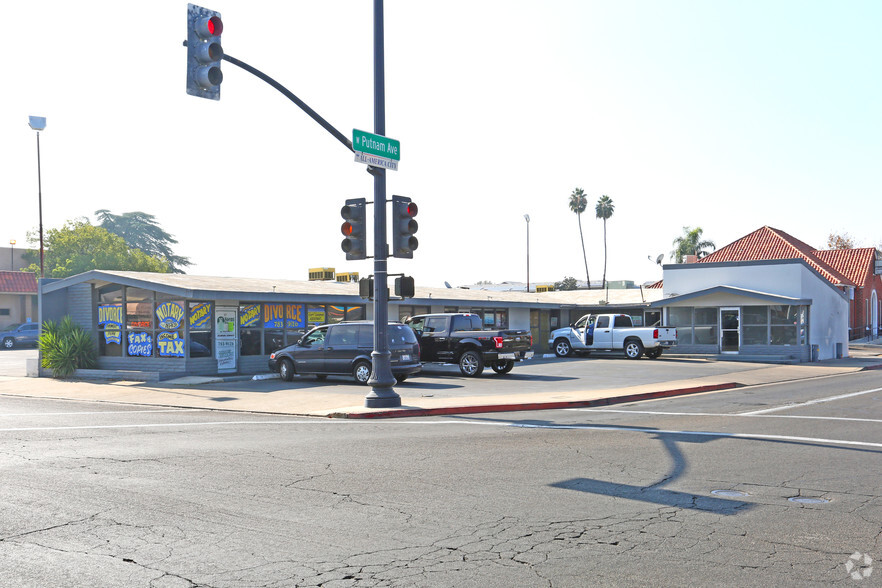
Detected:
[711,489,749,497]
[788,497,829,504]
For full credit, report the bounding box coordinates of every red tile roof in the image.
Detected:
[698,226,855,286]
[813,248,878,288]
[0,271,38,294]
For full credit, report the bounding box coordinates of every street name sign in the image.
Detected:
[353,129,400,171]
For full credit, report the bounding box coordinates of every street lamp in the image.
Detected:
[28,116,47,278]
[524,214,530,293]
[8,239,15,270]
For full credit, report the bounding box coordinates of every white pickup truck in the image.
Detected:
[549,313,677,359]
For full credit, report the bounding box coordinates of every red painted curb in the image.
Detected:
[330,382,739,419]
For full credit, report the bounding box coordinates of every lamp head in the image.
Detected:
[28,116,47,131]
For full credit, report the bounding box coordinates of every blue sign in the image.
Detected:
[127,331,153,357]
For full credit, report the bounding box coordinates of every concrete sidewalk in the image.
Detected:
[1,349,880,419]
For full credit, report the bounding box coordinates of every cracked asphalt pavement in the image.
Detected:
[1,368,881,586]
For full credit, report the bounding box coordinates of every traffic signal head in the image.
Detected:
[340,198,367,260]
[186,4,224,100]
[392,195,418,259]
[394,276,415,298]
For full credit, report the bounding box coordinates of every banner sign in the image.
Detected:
[98,304,123,345]
[263,303,306,329]
[156,302,184,330]
[189,303,211,330]
[127,331,153,357]
[157,331,185,357]
[239,304,260,327]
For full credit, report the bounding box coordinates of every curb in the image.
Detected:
[326,382,739,419]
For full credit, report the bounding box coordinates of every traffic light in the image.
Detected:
[391,195,418,259]
[394,276,415,298]
[186,4,224,100]
[359,276,374,299]
[340,198,367,260]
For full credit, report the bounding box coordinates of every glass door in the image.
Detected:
[720,308,740,353]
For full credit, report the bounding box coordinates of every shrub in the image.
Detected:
[39,316,98,378]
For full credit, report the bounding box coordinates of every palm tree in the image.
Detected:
[568,188,590,287]
[671,226,715,263]
[595,195,614,289]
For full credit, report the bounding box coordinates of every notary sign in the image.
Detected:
[353,129,400,171]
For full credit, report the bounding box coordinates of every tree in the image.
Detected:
[554,276,579,291]
[671,226,715,263]
[568,188,590,288]
[23,219,170,278]
[95,210,191,273]
[595,195,615,290]
[827,232,855,250]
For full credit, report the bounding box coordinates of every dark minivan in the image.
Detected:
[268,322,421,385]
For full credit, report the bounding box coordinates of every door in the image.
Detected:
[591,315,612,348]
[323,324,360,374]
[720,308,740,353]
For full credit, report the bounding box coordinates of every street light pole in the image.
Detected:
[8,239,14,270]
[524,214,530,293]
[28,116,47,279]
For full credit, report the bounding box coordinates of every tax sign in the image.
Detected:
[353,129,400,171]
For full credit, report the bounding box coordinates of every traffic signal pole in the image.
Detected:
[364,0,400,407]
[191,1,401,407]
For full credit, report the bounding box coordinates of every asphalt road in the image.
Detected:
[1,368,880,587]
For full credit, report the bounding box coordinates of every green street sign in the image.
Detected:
[352,129,400,161]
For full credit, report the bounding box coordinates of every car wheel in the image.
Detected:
[646,348,663,359]
[395,374,408,383]
[491,360,514,375]
[624,339,644,359]
[553,338,572,358]
[2,338,14,350]
[458,350,484,377]
[279,358,294,382]
[352,360,372,385]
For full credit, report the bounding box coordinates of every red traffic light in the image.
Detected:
[196,15,223,38]
[405,202,418,217]
[341,222,354,236]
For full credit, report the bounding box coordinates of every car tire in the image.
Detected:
[2,338,14,350]
[352,360,372,385]
[624,339,644,359]
[395,374,408,383]
[553,338,572,358]
[458,350,484,377]
[646,348,663,359]
[491,360,514,375]
[279,358,294,382]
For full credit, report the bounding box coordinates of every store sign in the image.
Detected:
[240,304,260,327]
[263,303,306,329]
[190,303,211,329]
[156,302,184,330]
[127,331,153,357]
[157,331,185,357]
[98,304,123,345]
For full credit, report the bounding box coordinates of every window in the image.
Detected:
[596,316,610,329]
[189,302,212,358]
[742,305,768,345]
[328,324,359,347]
[668,307,693,345]
[693,307,717,345]
[425,317,448,333]
[0,309,9,317]
[770,305,798,345]
[452,315,481,332]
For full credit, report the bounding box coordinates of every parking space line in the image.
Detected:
[738,387,882,415]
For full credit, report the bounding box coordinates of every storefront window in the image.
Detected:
[328,305,345,323]
[770,305,798,345]
[693,307,717,345]
[126,288,153,330]
[189,302,212,358]
[743,306,769,345]
[668,307,693,345]
[346,305,366,321]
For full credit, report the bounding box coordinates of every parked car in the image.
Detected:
[404,313,534,376]
[549,313,677,359]
[268,322,421,385]
[1,322,40,350]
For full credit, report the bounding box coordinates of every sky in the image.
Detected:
[3,1,880,288]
